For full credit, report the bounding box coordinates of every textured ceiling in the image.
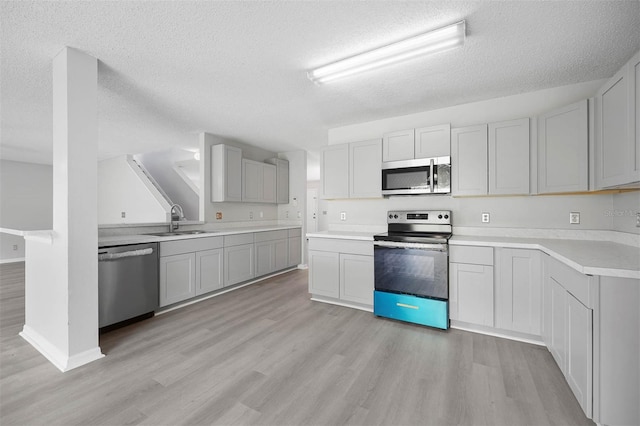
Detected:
[1,1,639,164]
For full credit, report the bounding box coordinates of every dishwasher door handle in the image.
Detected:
[98,248,154,261]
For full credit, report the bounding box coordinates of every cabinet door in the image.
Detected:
[224,244,254,286]
[415,124,451,158]
[308,250,339,298]
[383,129,414,162]
[450,263,494,326]
[242,159,262,202]
[211,144,242,202]
[340,254,374,305]
[596,65,630,188]
[496,248,542,335]
[451,125,488,195]
[488,118,530,195]
[320,144,349,199]
[273,239,288,271]
[276,159,289,204]
[349,139,382,198]
[196,248,223,295]
[288,236,301,267]
[549,277,567,372]
[538,100,588,193]
[262,163,277,203]
[630,51,640,183]
[255,240,274,277]
[159,253,196,307]
[566,292,593,418]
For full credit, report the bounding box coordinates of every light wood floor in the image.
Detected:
[0,262,593,425]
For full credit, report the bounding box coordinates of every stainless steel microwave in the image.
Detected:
[381,156,451,195]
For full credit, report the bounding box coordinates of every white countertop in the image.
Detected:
[450,235,640,279]
[305,230,376,241]
[306,230,640,279]
[99,225,301,247]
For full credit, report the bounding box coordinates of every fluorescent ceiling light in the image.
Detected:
[307,20,466,84]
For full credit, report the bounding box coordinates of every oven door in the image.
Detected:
[373,240,449,300]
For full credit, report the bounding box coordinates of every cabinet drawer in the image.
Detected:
[255,230,288,242]
[160,236,223,257]
[374,291,448,329]
[308,238,373,256]
[547,256,594,308]
[224,233,254,247]
[449,245,493,265]
[288,228,302,238]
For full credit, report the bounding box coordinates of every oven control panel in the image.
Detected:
[386,210,451,225]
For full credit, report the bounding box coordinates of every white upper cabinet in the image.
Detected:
[211,144,242,202]
[242,159,277,203]
[266,158,289,204]
[382,129,414,162]
[320,143,349,199]
[538,100,589,193]
[321,140,382,199]
[415,124,451,158]
[349,139,382,198]
[451,124,488,196]
[488,118,530,195]
[596,50,640,188]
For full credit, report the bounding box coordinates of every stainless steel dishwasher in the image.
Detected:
[98,242,159,329]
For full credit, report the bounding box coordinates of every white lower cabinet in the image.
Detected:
[449,246,494,327]
[308,237,373,307]
[160,253,196,307]
[340,254,374,305]
[159,236,224,307]
[308,250,340,298]
[254,230,289,277]
[196,248,223,295]
[495,248,542,335]
[224,243,254,287]
[288,228,302,267]
[543,255,594,418]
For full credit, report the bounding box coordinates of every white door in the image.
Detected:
[306,187,318,233]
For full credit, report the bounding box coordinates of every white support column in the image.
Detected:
[20,47,103,371]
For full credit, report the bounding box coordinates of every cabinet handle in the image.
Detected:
[397,302,419,310]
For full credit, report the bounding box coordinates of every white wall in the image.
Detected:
[321,80,626,232]
[0,160,53,260]
[612,191,640,234]
[199,133,278,223]
[135,148,199,220]
[98,156,168,224]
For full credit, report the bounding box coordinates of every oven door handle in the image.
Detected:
[373,241,448,251]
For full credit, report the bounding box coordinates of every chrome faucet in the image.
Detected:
[169,204,184,232]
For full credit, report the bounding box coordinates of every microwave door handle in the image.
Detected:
[430,158,435,193]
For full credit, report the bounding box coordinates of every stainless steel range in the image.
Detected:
[373,210,452,329]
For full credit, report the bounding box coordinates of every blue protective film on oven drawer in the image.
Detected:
[374,291,448,330]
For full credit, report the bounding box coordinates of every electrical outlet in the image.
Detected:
[259,211,263,218]
[12,245,18,251]
[297,211,301,218]
[570,212,580,224]
[636,212,640,227]
[249,211,254,219]
[340,212,347,221]
[285,211,289,218]
[481,212,490,223]
[121,212,126,218]
[216,212,222,220]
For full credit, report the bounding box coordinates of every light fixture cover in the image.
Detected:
[308,20,465,84]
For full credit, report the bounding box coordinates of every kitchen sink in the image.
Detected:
[145,230,214,237]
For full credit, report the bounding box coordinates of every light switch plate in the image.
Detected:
[481,212,490,223]
[570,212,580,224]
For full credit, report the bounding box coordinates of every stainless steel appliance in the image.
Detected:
[373,210,452,329]
[381,156,451,195]
[98,242,159,329]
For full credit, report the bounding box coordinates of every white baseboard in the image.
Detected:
[0,257,25,264]
[20,325,104,372]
